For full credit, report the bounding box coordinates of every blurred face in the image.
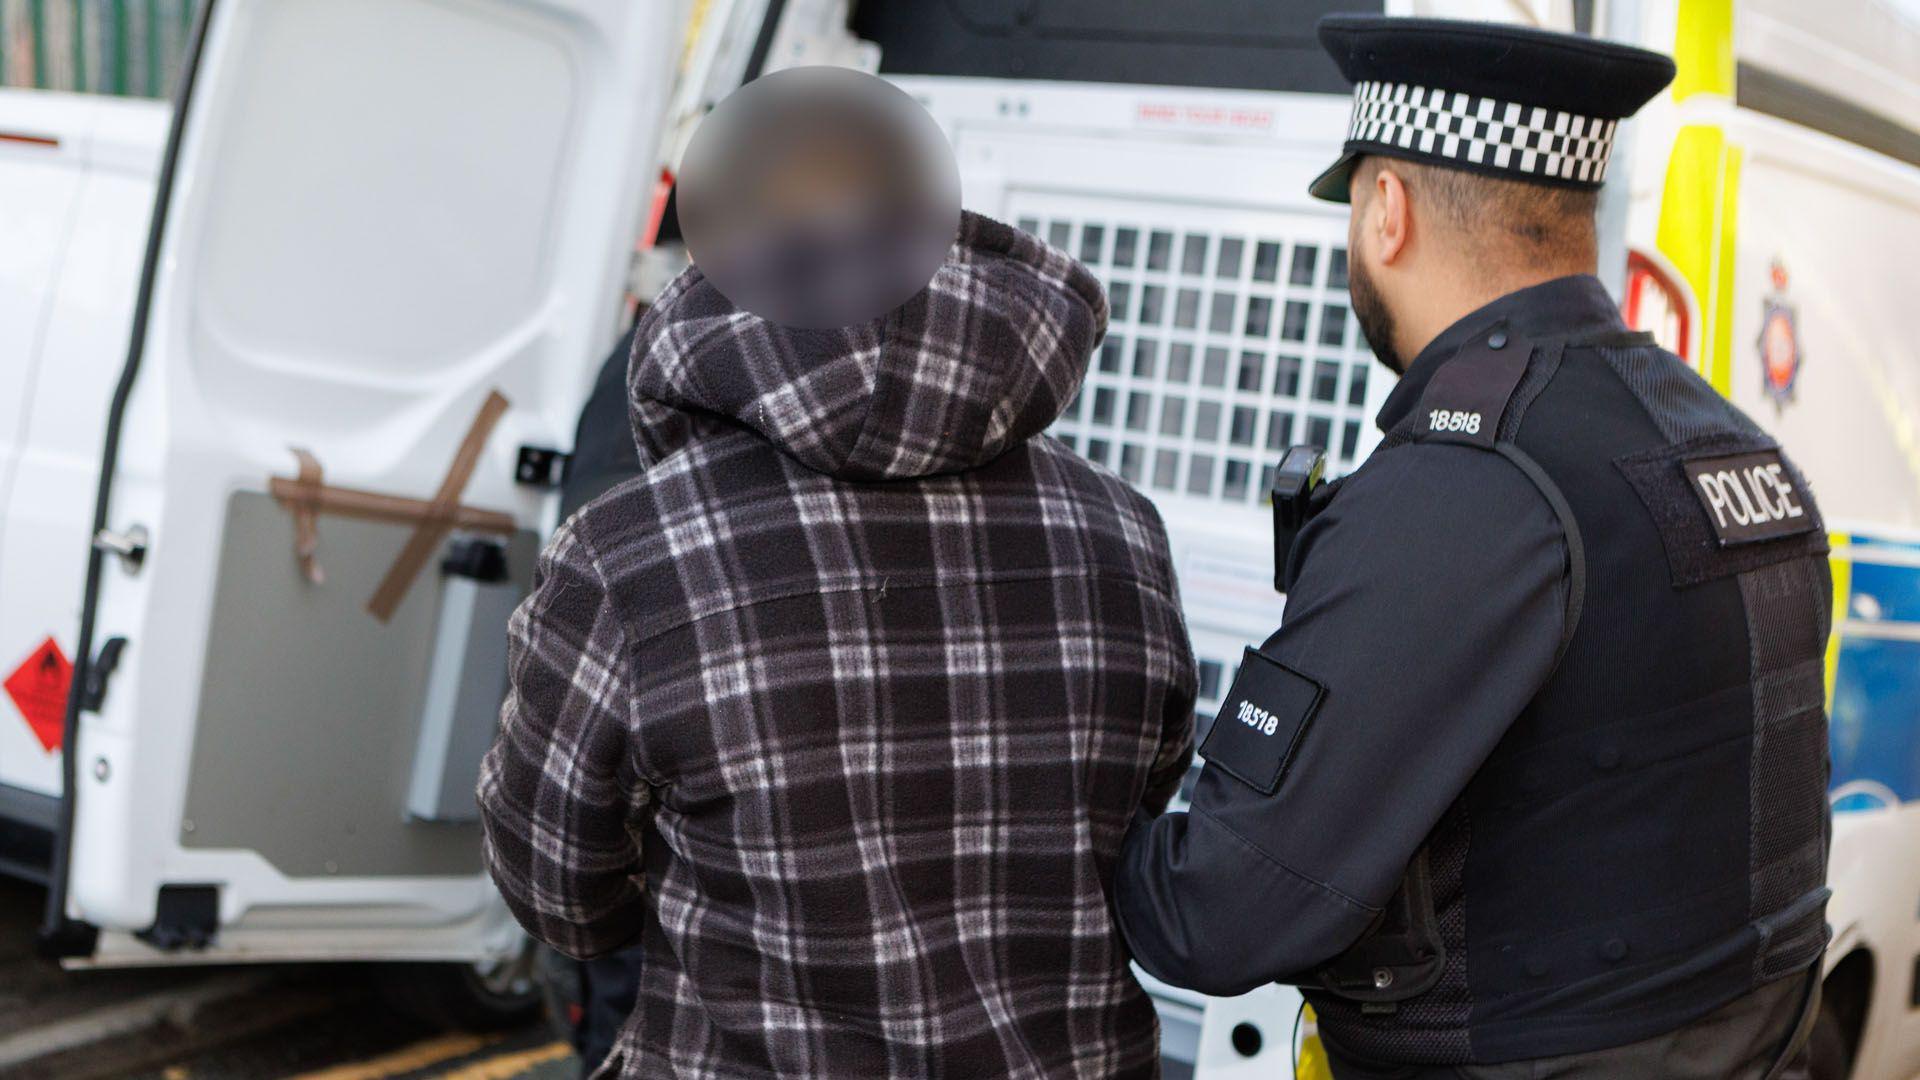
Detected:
[1345,164,1407,375]
[677,67,962,330]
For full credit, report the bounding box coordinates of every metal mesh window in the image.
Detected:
[1080,224,1106,264]
[1187,453,1215,496]
[1201,347,1229,388]
[1147,231,1174,270]
[1133,338,1158,378]
[1167,343,1193,383]
[1216,237,1244,279]
[1181,234,1208,275]
[1229,406,1258,446]
[1174,288,1201,329]
[1311,360,1340,403]
[1028,211,1381,514]
[1153,449,1180,490]
[1266,411,1294,451]
[1281,301,1311,342]
[1252,241,1282,283]
[1290,245,1319,286]
[1139,285,1166,325]
[1209,292,1236,334]
[1236,353,1264,393]
[1307,416,1332,451]
[1274,355,1301,397]
[1160,398,1186,437]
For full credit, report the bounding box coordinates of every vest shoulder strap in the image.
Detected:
[1407,323,1587,670]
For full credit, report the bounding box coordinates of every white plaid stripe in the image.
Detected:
[1346,80,1619,184]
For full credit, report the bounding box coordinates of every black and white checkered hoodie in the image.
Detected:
[479,212,1197,1078]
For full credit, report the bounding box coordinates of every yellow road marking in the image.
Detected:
[429,1041,574,1080]
[280,1033,500,1080]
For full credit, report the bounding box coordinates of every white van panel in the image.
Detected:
[1725,112,1920,531]
[192,0,576,383]
[0,90,167,802]
[1739,0,1920,142]
[62,0,681,961]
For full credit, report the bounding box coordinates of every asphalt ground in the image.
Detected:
[0,877,580,1080]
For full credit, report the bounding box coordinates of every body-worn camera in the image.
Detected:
[1271,445,1328,592]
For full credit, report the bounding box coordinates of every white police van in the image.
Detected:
[1,0,1916,1076]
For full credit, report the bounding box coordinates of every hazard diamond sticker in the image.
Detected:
[5,638,72,753]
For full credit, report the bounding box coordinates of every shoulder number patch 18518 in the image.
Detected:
[1198,647,1326,796]
[1682,449,1816,547]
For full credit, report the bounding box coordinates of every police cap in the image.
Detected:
[1309,16,1677,203]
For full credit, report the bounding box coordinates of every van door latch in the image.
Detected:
[93,524,149,573]
[515,445,570,488]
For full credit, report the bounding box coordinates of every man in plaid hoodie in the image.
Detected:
[479,212,1197,1078]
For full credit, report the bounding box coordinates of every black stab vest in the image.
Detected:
[1306,323,1832,1065]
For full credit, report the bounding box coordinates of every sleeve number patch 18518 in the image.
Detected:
[1199,648,1326,796]
[1428,409,1482,435]
[1234,698,1279,736]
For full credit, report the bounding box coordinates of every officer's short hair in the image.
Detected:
[1354,155,1598,258]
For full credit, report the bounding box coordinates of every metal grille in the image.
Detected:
[1021,211,1376,504]
[1010,202,1379,808]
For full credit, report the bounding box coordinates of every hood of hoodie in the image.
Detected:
[627,212,1107,480]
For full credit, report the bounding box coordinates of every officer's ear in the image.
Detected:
[1368,164,1413,268]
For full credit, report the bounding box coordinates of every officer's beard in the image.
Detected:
[1346,253,1406,375]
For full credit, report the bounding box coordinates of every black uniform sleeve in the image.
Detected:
[559,326,645,521]
[1115,441,1570,996]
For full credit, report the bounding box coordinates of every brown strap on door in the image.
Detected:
[269,390,514,622]
[365,389,511,622]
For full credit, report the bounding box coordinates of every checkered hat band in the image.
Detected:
[1346,81,1619,185]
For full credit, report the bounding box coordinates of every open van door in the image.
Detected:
[45,0,683,966]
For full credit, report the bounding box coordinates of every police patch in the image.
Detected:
[1682,450,1816,547]
[1615,437,1827,588]
[1199,648,1325,796]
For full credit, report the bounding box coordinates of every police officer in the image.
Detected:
[1116,17,1831,1079]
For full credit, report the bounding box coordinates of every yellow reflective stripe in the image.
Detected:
[1671,0,1737,101]
[1297,1004,1332,1079]
[1826,534,1851,707]
[679,0,714,75]
[1656,127,1743,396]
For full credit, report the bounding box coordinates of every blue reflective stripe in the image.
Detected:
[1829,633,1920,810]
